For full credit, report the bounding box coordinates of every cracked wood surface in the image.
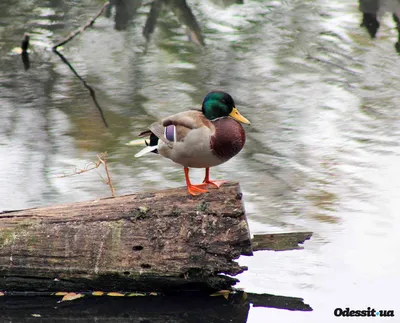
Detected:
[0,182,252,292]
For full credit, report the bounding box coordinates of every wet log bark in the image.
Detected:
[0,183,252,292]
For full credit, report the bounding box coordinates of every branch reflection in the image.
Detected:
[359,0,400,53]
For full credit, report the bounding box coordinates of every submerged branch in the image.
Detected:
[21,34,30,52]
[50,1,109,128]
[52,50,108,128]
[143,0,164,41]
[20,34,30,70]
[168,0,205,46]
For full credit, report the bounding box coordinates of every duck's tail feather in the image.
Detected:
[129,130,159,157]
[135,145,158,158]
[138,130,152,137]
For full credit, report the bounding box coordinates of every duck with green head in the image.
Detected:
[134,91,250,195]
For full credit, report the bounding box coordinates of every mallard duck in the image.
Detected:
[133,91,250,196]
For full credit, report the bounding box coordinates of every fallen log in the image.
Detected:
[0,182,311,293]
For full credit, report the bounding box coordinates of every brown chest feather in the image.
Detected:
[210,118,246,161]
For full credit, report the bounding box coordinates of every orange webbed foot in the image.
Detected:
[202,168,227,189]
[203,179,227,189]
[184,167,208,196]
[187,183,208,196]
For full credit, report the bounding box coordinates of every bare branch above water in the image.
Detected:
[52,1,110,50]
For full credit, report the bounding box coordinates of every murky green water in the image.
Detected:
[1,0,400,321]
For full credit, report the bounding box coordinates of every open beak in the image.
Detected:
[229,107,251,125]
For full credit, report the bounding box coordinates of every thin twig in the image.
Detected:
[97,153,116,197]
[57,152,116,197]
[56,159,103,178]
[52,1,110,50]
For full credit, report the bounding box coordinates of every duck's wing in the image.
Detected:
[162,110,207,130]
[138,130,152,137]
[147,111,210,148]
[148,122,172,147]
[137,122,177,149]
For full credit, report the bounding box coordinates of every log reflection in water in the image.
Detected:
[0,290,312,323]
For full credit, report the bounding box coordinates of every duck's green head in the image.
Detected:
[202,91,251,124]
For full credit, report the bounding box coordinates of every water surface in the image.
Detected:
[1,0,400,321]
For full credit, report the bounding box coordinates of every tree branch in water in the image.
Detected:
[52,50,109,128]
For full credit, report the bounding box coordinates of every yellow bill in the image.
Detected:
[229,107,251,125]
